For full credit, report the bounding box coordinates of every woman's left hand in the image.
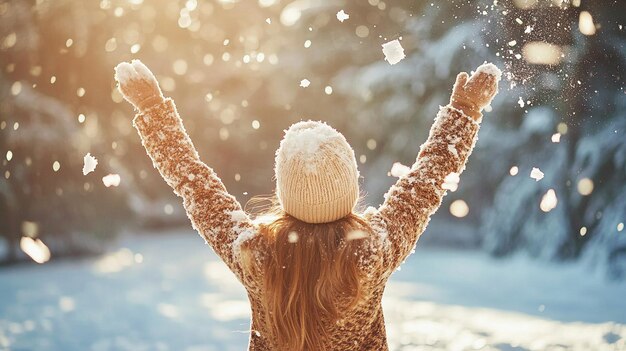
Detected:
[114,60,164,111]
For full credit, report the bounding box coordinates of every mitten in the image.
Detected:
[450,63,501,120]
[114,59,164,111]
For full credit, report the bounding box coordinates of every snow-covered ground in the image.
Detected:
[1,229,625,351]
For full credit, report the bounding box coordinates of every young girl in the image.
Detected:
[115,60,500,351]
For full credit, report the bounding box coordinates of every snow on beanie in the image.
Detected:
[274,120,360,224]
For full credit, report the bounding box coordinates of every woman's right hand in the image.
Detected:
[114,59,164,111]
[450,63,501,120]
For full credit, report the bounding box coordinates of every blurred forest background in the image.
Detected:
[0,0,624,278]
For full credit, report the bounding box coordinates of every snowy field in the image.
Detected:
[1,229,625,351]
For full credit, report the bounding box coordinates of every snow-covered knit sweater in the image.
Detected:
[133,98,481,351]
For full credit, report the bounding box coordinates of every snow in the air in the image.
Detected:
[530,167,544,182]
[102,174,121,187]
[3,2,623,350]
[540,189,558,212]
[382,39,405,65]
[450,199,469,218]
[390,162,410,178]
[336,10,349,23]
[82,153,98,175]
[19,236,51,264]
[579,11,596,36]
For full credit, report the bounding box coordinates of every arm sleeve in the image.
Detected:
[368,105,481,272]
[132,98,255,280]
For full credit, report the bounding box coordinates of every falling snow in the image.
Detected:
[382,39,406,65]
[540,189,558,212]
[336,10,349,23]
[102,174,121,187]
[530,167,544,182]
[82,153,98,175]
[19,236,51,264]
[2,3,625,347]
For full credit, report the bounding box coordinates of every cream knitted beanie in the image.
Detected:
[275,121,360,224]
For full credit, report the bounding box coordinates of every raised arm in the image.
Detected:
[367,63,501,272]
[114,60,254,280]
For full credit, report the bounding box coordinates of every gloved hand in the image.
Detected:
[114,59,164,111]
[450,63,501,120]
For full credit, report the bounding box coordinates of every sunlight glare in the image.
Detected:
[523,42,564,65]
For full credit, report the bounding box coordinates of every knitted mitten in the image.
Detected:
[449,63,501,120]
[114,60,164,111]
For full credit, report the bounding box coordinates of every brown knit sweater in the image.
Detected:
[133,99,481,350]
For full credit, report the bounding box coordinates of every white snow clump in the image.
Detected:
[229,210,248,223]
[83,153,98,175]
[540,189,558,212]
[390,162,410,177]
[336,10,349,22]
[277,121,346,173]
[102,174,121,187]
[530,167,544,182]
[382,39,405,65]
[442,172,460,192]
[20,237,51,264]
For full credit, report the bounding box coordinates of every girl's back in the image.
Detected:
[240,213,388,350]
[115,59,500,350]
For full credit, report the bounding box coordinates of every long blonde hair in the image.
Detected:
[241,198,371,350]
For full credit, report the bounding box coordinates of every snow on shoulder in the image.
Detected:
[475,62,502,82]
[276,120,348,174]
